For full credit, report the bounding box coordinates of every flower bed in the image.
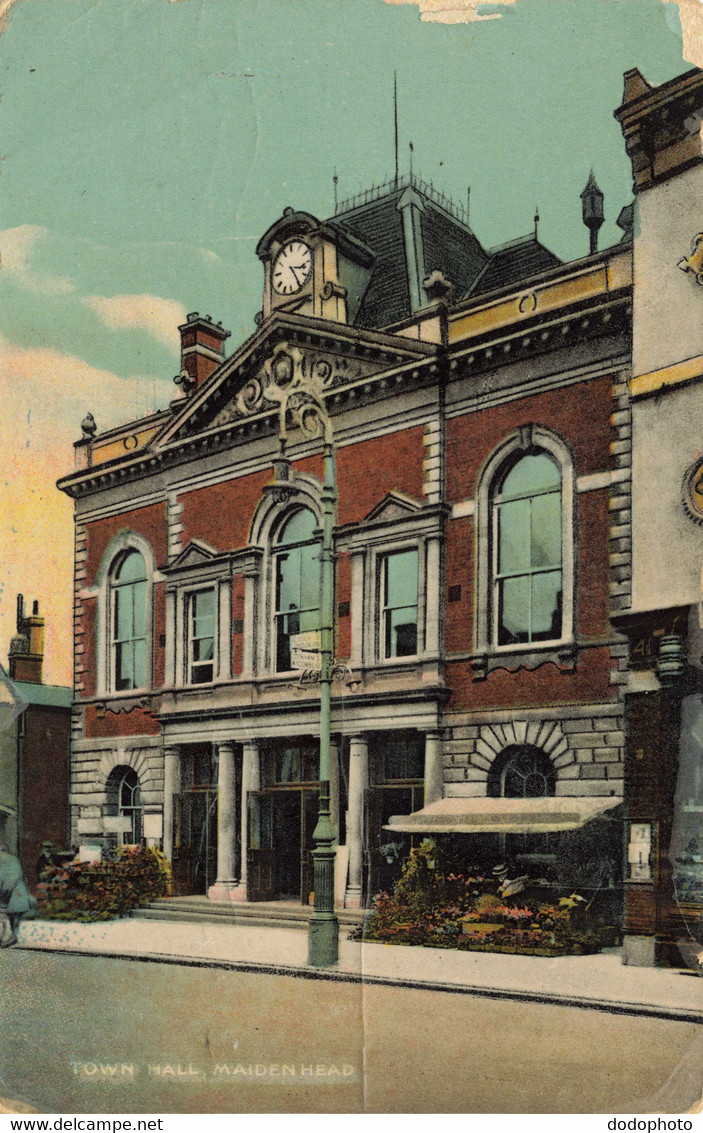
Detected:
[36,846,171,921]
[353,841,603,956]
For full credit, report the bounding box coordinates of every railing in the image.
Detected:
[335,172,470,227]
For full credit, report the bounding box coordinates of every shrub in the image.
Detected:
[354,840,603,956]
[36,846,171,922]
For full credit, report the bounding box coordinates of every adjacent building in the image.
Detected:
[0,596,71,884]
[614,66,703,966]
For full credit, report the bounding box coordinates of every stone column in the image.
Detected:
[424,730,444,806]
[345,734,368,909]
[231,740,260,902]
[208,742,237,902]
[162,746,181,863]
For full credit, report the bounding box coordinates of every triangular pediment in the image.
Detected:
[363,491,425,524]
[152,312,435,448]
[170,539,221,569]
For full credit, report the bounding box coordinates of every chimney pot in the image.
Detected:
[178,312,231,392]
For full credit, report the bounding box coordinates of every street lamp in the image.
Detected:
[268,356,339,967]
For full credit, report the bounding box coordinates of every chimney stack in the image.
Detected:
[9,594,45,685]
[178,312,231,393]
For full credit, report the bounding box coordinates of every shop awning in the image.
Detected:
[384,796,622,836]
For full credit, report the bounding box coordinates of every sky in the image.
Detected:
[0,0,690,685]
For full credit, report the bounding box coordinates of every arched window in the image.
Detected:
[106,766,144,844]
[492,450,563,646]
[111,550,148,690]
[487,744,557,799]
[488,744,557,858]
[274,508,320,672]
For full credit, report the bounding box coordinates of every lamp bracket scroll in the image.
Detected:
[678,233,703,286]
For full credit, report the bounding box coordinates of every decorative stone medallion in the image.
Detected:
[681,458,703,525]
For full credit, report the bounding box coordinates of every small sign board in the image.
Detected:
[290,630,323,671]
[103,815,133,834]
[143,813,163,839]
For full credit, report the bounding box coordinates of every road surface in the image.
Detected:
[1,950,701,1113]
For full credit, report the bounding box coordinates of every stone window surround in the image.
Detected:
[247,472,324,677]
[87,530,159,699]
[161,546,261,688]
[336,502,448,669]
[473,425,576,679]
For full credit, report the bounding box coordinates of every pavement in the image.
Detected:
[13,913,703,1023]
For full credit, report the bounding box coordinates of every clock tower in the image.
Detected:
[256,208,374,326]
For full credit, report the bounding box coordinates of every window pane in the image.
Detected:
[115,643,133,689]
[133,638,147,687]
[193,589,215,620]
[193,636,214,663]
[384,740,405,780]
[385,551,418,608]
[277,749,301,783]
[498,575,530,644]
[501,453,560,500]
[386,607,418,657]
[531,492,562,568]
[498,499,531,574]
[299,607,319,633]
[278,508,317,546]
[276,620,291,671]
[277,548,301,614]
[531,571,562,640]
[300,543,320,612]
[133,581,146,637]
[115,588,133,642]
[116,551,146,583]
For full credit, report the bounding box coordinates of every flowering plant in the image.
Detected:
[36,845,171,921]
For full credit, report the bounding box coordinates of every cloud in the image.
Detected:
[82,293,187,353]
[0,335,161,684]
[0,225,75,295]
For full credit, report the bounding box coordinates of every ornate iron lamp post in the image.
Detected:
[267,350,339,967]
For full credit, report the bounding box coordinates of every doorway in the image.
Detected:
[247,788,318,903]
[171,744,221,895]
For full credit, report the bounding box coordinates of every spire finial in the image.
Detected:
[409,140,414,180]
[581,170,604,255]
[333,168,338,213]
[534,206,540,239]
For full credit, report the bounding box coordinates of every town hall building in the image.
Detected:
[57,64,703,964]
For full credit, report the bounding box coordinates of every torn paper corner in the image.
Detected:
[384,0,519,22]
[385,0,703,68]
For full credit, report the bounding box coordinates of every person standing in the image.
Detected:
[0,842,35,948]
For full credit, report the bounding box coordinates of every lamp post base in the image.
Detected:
[308,912,339,968]
[308,827,339,967]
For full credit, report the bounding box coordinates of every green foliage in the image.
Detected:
[355,841,602,956]
[35,846,172,922]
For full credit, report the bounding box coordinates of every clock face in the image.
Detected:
[272,240,312,296]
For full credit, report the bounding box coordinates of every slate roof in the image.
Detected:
[334,190,411,329]
[12,681,72,709]
[332,184,487,330]
[467,233,562,298]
